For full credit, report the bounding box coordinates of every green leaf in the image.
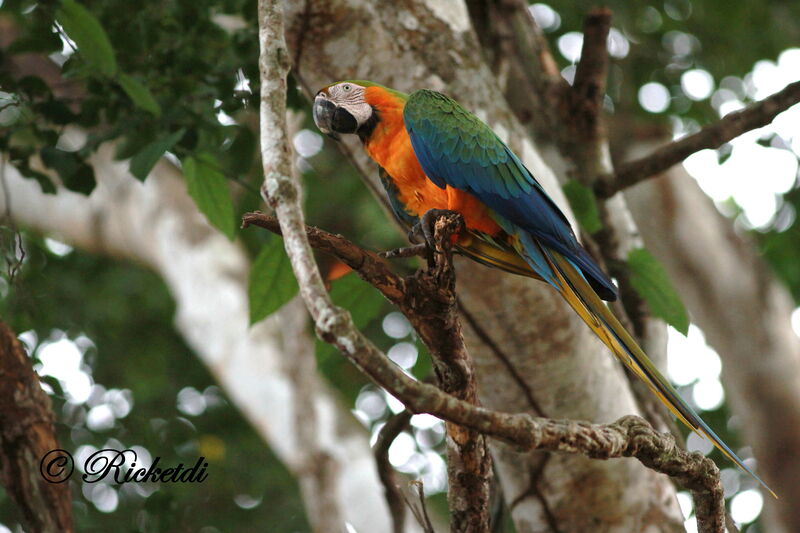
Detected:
[56,0,118,77]
[329,274,385,330]
[40,146,96,194]
[183,153,236,239]
[562,180,603,234]
[248,237,299,324]
[129,129,184,181]
[14,161,56,194]
[117,73,161,116]
[627,248,690,335]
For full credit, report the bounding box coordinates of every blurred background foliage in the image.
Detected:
[1,0,799,531]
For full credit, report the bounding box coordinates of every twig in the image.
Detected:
[571,7,612,152]
[374,411,413,533]
[0,321,74,532]
[596,80,800,198]
[401,480,436,533]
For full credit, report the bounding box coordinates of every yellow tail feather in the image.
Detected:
[545,249,776,498]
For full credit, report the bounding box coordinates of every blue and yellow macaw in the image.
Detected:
[312,80,773,495]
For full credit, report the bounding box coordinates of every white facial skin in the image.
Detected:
[316,82,373,131]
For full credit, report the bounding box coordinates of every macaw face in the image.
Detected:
[313,82,373,140]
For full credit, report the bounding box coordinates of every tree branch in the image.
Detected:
[597,80,800,198]
[374,410,413,533]
[571,7,611,154]
[0,321,74,533]
[243,212,725,533]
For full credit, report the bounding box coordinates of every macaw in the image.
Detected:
[312,80,773,495]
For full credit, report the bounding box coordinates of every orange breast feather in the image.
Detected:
[363,87,501,237]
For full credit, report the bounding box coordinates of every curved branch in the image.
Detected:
[597,80,800,198]
[374,411,413,533]
[243,213,726,533]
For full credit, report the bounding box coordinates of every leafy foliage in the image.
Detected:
[56,0,117,77]
[248,236,299,324]
[562,180,603,233]
[182,153,237,239]
[627,248,690,335]
[128,129,185,181]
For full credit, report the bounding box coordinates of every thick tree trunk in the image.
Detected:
[625,164,800,533]
[284,1,683,531]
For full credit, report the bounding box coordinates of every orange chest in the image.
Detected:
[365,127,448,215]
[364,123,502,236]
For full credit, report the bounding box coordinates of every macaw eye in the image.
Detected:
[343,84,351,91]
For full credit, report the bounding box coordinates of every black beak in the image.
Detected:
[313,96,358,140]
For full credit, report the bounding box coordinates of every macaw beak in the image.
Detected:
[313,95,357,140]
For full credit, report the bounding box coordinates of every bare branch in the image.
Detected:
[375,411,413,533]
[571,7,612,151]
[403,480,437,533]
[243,211,725,533]
[597,80,800,198]
[0,321,74,533]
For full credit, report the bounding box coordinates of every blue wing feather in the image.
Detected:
[404,89,618,301]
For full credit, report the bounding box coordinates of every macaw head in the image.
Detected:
[313,81,374,140]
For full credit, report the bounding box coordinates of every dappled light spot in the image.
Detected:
[37,334,93,404]
[720,468,741,497]
[638,82,670,113]
[529,3,561,33]
[681,69,715,100]
[667,325,721,387]
[293,129,324,158]
[177,386,207,417]
[86,404,115,431]
[557,32,583,63]
[607,28,630,59]
[730,489,764,524]
[382,311,412,339]
[692,378,725,411]
[387,342,418,370]
[637,6,662,33]
[44,237,73,256]
[355,388,386,423]
[686,432,714,456]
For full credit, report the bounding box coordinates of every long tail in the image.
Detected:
[539,245,775,497]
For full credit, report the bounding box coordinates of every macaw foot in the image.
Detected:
[415,208,464,248]
[415,209,464,268]
[381,210,464,268]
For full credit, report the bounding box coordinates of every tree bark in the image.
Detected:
[0,321,74,533]
[284,1,683,531]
